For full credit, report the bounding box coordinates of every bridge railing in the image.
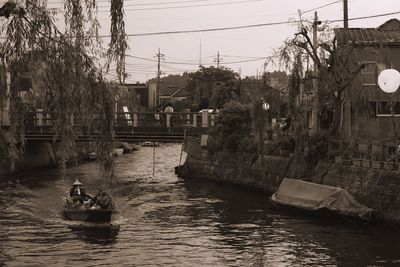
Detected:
[114,111,217,129]
[18,110,217,133]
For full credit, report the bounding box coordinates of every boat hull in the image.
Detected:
[64,209,112,222]
[113,148,124,156]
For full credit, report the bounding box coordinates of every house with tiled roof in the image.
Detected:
[159,86,189,105]
[334,19,400,143]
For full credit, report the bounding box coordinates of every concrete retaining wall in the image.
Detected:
[179,150,400,224]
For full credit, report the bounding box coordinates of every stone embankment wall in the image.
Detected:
[178,150,400,224]
[312,162,400,224]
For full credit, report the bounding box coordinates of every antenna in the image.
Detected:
[214,51,223,68]
[199,40,202,67]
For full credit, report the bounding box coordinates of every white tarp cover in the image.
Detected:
[271,178,372,220]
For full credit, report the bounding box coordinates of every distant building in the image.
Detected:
[273,80,289,102]
[334,18,400,140]
[116,83,156,110]
[148,80,189,107]
[123,83,153,109]
[159,86,189,105]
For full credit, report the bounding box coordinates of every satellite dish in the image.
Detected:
[378,69,400,94]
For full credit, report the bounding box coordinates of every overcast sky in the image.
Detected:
[68,0,400,82]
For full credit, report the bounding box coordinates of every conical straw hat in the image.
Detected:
[72,178,83,186]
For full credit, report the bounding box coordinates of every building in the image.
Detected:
[158,86,189,105]
[123,83,155,110]
[334,19,400,141]
[148,80,190,107]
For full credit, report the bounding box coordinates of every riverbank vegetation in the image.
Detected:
[0,0,127,178]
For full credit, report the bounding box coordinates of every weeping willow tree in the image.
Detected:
[0,0,127,179]
[276,16,364,136]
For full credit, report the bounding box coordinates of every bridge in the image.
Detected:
[1,110,217,143]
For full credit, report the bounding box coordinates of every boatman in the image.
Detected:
[69,178,88,204]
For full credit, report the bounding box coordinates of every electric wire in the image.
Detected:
[96,10,400,37]
[96,0,263,12]
[126,54,270,65]
[300,0,342,15]
[46,0,213,5]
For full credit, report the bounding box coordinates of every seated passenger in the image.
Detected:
[91,189,102,206]
[97,192,112,210]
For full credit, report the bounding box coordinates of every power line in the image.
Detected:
[300,0,341,15]
[327,10,400,24]
[127,54,270,65]
[103,20,299,37]
[97,0,263,12]
[46,0,212,4]
[97,10,400,37]
[97,0,213,8]
[222,54,268,59]
[49,0,212,5]
[106,13,298,21]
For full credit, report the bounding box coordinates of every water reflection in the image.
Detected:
[179,177,400,266]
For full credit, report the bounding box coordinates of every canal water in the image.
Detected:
[1,144,400,266]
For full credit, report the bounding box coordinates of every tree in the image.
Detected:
[208,100,254,153]
[0,0,127,178]
[276,16,364,136]
[185,66,239,110]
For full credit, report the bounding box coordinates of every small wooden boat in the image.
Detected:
[64,189,114,222]
[113,148,124,156]
[142,141,159,147]
[120,142,135,154]
[88,152,97,160]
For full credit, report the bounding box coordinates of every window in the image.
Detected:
[361,62,377,85]
[376,101,400,116]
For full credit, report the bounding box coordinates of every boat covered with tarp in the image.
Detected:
[271,178,372,221]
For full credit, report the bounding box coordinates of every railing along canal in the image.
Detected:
[1,110,218,141]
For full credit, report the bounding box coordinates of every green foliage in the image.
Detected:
[186,66,239,109]
[0,0,127,177]
[287,54,302,120]
[107,0,128,83]
[303,132,329,162]
[208,101,255,153]
[149,73,190,89]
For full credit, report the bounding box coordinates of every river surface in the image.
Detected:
[1,144,400,266]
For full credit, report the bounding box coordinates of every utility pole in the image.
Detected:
[343,0,348,29]
[214,51,222,68]
[263,61,268,95]
[311,11,320,134]
[155,48,165,107]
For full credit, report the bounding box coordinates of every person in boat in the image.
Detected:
[97,191,112,210]
[69,178,88,204]
[90,189,102,206]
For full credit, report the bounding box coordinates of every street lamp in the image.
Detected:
[377,69,400,162]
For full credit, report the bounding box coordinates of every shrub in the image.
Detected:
[208,101,255,153]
